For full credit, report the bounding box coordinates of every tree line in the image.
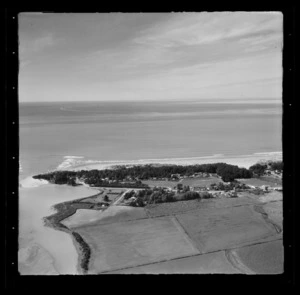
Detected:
[124,187,213,207]
[33,162,253,185]
[249,160,283,176]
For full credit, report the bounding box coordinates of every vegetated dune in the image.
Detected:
[175,205,278,253]
[106,250,242,274]
[62,205,147,228]
[74,216,199,273]
[234,239,284,274]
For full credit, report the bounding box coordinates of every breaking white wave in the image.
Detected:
[253,151,282,156]
[19,176,49,188]
[56,156,86,170]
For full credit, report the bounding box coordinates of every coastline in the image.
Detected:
[56,152,282,172]
[42,198,97,274]
[23,154,282,275]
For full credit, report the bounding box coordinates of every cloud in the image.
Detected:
[19,12,283,102]
[20,32,62,59]
[132,12,282,48]
[32,33,56,52]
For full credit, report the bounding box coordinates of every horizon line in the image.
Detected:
[19,97,282,104]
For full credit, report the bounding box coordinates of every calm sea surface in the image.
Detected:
[19,99,282,178]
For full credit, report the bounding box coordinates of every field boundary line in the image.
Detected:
[171,216,201,254]
[97,237,283,274]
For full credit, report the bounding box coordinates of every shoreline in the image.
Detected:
[56,152,282,172]
[24,155,282,275]
[43,199,98,275]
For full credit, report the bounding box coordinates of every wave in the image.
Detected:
[253,151,282,156]
[19,176,49,188]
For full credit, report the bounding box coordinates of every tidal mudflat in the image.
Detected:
[18,182,94,275]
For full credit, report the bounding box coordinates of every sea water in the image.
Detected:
[19,99,282,178]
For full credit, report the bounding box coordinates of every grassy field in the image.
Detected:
[146,199,205,217]
[142,180,178,189]
[235,239,283,274]
[62,206,148,228]
[263,201,282,230]
[81,188,125,204]
[175,205,277,253]
[237,178,281,187]
[180,177,223,187]
[259,175,282,185]
[74,216,199,273]
[107,250,242,274]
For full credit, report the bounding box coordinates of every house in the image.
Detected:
[261,185,269,191]
[194,186,208,191]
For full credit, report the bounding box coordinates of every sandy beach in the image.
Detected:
[57,152,283,172]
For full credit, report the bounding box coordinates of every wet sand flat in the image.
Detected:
[18,243,59,275]
[74,216,199,273]
[235,239,283,274]
[176,205,278,253]
[106,250,242,274]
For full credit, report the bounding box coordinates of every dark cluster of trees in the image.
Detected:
[33,170,149,188]
[214,164,252,182]
[33,163,253,186]
[129,188,177,206]
[249,160,283,176]
[126,187,214,207]
[269,161,283,172]
[210,181,250,191]
[249,163,268,176]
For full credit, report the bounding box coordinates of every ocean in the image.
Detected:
[19,99,282,178]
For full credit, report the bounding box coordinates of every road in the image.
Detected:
[112,189,131,206]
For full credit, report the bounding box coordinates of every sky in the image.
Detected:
[19,12,283,102]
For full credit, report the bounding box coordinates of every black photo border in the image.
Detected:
[3,7,297,288]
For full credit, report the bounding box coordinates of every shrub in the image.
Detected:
[249,163,267,176]
[269,161,283,172]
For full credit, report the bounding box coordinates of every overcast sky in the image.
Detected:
[19,12,283,102]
